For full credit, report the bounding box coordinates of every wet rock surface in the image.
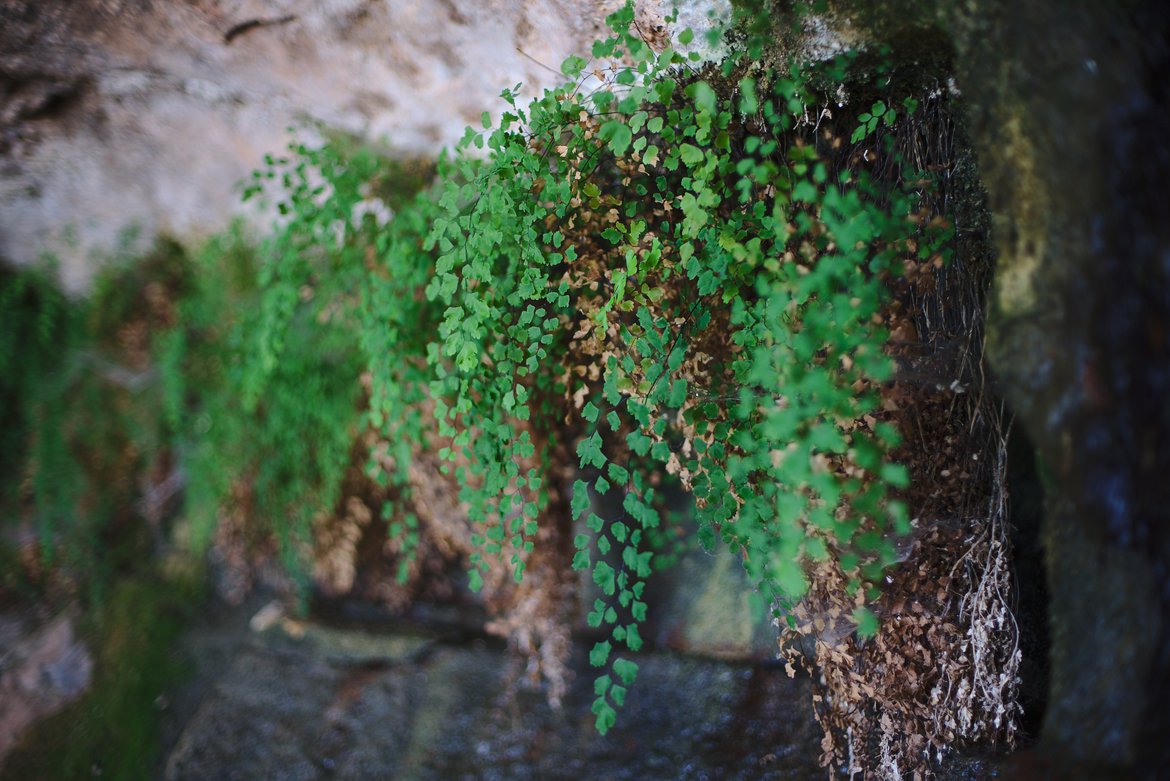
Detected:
[650,540,779,661]
[162,598,825,781]
[945,1,1170,771]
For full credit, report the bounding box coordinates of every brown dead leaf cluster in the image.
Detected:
[779,96,1021,779]
[214,396,582,706]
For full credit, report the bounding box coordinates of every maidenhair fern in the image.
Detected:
[252,1,950,735]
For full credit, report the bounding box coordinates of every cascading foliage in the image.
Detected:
[250,1,951,734]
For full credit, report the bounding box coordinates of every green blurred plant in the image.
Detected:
[0,263,75,554]
[0,244,188,588]
[1,574,203,781]
[157,228,362,585]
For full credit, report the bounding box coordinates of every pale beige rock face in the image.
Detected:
[0,0,627,292]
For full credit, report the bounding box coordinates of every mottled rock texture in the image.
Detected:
[0,613,92,762]
[0,0,625,291]
[162,608,824,781]
[7,0,1167,774]
[828,0,1170,773]
[950,4,1170,773]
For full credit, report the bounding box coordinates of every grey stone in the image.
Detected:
[164,613,826,781]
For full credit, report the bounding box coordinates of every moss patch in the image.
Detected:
[1,572,204,780]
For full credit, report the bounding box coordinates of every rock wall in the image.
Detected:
[162,601,823,781]
[826,0,1170,773]
[951,2,1170,772]
[15,0,1167,772]
[0,613,92,762]
[0,0,630,292]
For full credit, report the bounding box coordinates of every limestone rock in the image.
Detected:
[0,0,615,292]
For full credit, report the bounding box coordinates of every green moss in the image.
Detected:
[86,237,193,349]
[2,571,205,781]
[0,264,75,511]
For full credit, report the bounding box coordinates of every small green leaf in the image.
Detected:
[627,431,651,456]
[600,120,634,157]
[594,700,617,735]
[561,54,588,77]
[854,606,879,639]
[613,657,639,685]
[793,180,817,202]
[593,561,616,595]
[577,431,607,468]
[776,558,808,598]
[689,81,717,114]
[738,78,758,114]
[879,462,910,489]
[572,480,591,519]
[679,143,704,166]
[590,639,613,667]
